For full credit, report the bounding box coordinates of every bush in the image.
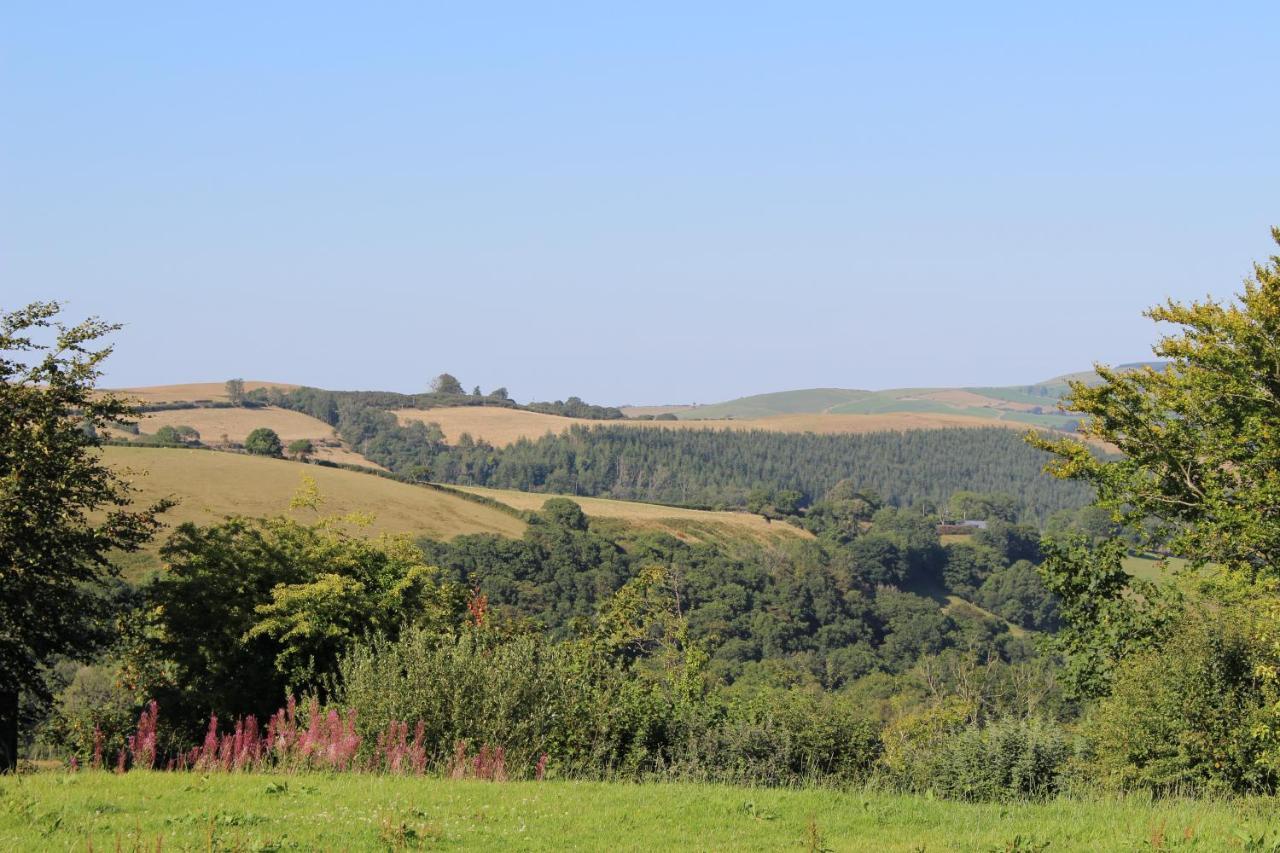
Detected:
[881,700,1072,800]
[927,716,1073,800]
[337,628,677,777]
[673,688,882,785]
[1088,600,1280,794]
[244,427,284,457]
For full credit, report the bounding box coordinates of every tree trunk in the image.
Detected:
[0,690,16,773]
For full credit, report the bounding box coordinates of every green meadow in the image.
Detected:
[3,771,1279,851]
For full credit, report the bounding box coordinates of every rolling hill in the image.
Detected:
[661,363,1168,428]
[101,445,808,576]
[111,380,298,404]
[397,406,1039,448]
[129,405,377,468]
[102,445,526,548]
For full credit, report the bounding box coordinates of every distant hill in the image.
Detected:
[660,363,1169,430]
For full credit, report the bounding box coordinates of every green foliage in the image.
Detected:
[224,378,245,405]
[287,438,314,458]
[244,427,284,457]
[1088,594,1280,794]
[1037,536,1180,700]
[124,512,465,735]
[1030,229,1280,577]
[0,302,169,768]
[149,424,199,446]
[925,716,1073,801]
[976,561,1059,631]
[430,373,464,395]
[946,491,1019,523]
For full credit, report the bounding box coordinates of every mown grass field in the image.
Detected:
[458,484,811,545]
[3,771,1277,851]
[102,447,526,577]
[398,406,1032,449]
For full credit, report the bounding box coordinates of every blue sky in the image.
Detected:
[3,3,1277,404]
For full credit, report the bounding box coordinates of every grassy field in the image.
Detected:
[127,406,377,468]
[108,381,298,404]
[399,406,1036,448]
[102,446,525,574]
[1123,553,1193,583]
[2,771,1277,851]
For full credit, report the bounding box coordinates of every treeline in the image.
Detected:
[246,385,625,420]
[454,427,1093,520]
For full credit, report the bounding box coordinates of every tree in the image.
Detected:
[225,378,245,406]
[125,512,463,734]
[430,373,464,395]
[244,427,284,457]
[287,438,314,460]
[0,302,169,771]
[472,385,482,397]
[1030,228,1280,577]
[490,387,509,400]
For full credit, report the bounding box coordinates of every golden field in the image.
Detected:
[103,446,526,542]
[109,381,298,404]
[130,405,377,468]
[397,406,1030,448]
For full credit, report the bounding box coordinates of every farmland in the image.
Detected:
[128,405,377,468]
[110,381,298,404]
[398,405,1034,448]
[101,446,526,545]
[2,771,1276,852]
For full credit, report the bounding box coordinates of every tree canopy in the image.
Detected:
[0,302,168,769]
[1031,228,1280,577]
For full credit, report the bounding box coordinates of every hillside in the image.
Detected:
[110,381,298,404]
[398,405,1036,448]
[102,446,526,551]
[666,363,1170,428]
[675,385,1077,429]
[458,484,811,546]
[129,405,377,468]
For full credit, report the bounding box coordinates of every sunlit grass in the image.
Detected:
[2,771,1277,851]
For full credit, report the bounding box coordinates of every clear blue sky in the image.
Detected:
[3,3,1277,404]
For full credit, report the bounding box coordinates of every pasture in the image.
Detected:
[2,771,1276,851]
[398,406,1032,448]
[102,446,525,548]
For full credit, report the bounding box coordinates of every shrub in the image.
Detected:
[245,427,284,457]
[673,688,882,785]
[881,699,1072,800]
[287,438,314,458]
[927,716,1073,800]
[1088,599,1280,794]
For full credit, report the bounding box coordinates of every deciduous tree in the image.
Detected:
[0,302,168,770]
